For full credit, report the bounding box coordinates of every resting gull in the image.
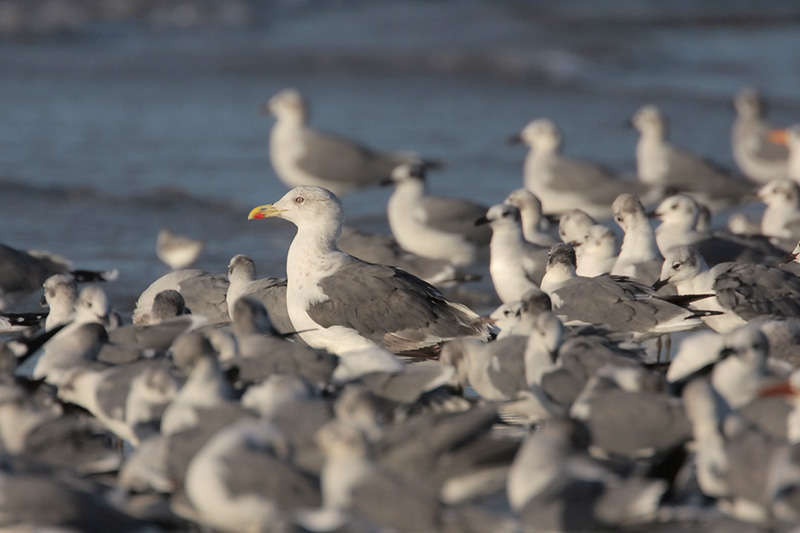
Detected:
[510,117,659,219]
[611,193,663,285]
[502,188,557,247]
[768,124,800,182]
[0,240,116,310]
[573,224,618,277]
[248,186,490,356]
[226,254,292,334]
[156,228,205,271]
[732,87,789,184]
[631,104,752,210]
[656,245,800,333]
[475,203,547,303]
[384,162,490,266]
[755,178,800,243]
[264,88,435,196]
[541,243,711,338]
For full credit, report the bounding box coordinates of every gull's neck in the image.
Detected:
[618,216,661,263]
[540,263,576,294]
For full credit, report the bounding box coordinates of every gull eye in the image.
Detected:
[672,262,681,270]
[671,203,678,210]
[615,215,623,223]
[294,196,305,204]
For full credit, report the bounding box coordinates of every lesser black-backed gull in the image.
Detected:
[248,186,490,356]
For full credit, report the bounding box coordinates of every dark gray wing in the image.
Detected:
[714,263,800,320]
[418,195,491,245]
[297,128,414,188]
[308,261,486,353]
[0,243,67,295]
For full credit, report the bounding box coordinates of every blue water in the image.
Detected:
[2,0,800,313]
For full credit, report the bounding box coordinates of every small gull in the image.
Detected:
[384,162,490,266]
[558,208,596,244]
[226,254,292,334]
[731,87,789,184]
[573,224,618,277]
[502,188,557,246]
[611,193,664,285]
[631,104,752,210]
[656,246,800,333]
[769,124,800,183]
[227,296,338,390]
[507,419,668,530]
[755,178,800,243]
[0,240,116,310]
[569,364,692,459]
[132,268,229,325]
[184,418,319,533]
[475,203,547,303]
[511,117,659,219]
[541,243,711,339]
[264,88,435,196]
[652,193,791,265]
[42,274,78,331]
[248,185,490,356]
[156,228,205,271]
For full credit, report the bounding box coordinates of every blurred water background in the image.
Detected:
[1,0,800,314]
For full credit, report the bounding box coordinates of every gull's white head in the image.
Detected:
[513,118,562,153]
[657,245,707,289]
[504,188,544,219]
[757,179,800,208]
[249,186,344,234]
[558,209,596,244]
[612,193,647,233]
[475,203,523,232]
[733,87,764,119]
[652,194,700,230]
[264,88,309,123]
[630,105,667,136]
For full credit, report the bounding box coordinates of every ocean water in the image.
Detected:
[2,0,800,314]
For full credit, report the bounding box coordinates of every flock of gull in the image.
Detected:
[4,86,800,532]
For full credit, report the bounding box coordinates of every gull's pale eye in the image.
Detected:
[294,196,305,204]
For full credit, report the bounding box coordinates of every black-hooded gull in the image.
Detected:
[631,104,752,211]
[656,245,800,333]
[264,88,435,196]
[384,162,489,266]
[731,87,789,184]
[248,186,490,357]
[475,203,547,303]
[510,118,659,219]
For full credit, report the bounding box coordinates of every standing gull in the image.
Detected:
[502,188,557,246]
[264,88,435,196]
[156,228,205,271]
[248,186,490,356]
[631,104,752,210]
[769,125,800,183]
[656,245,800,333]
[511,117,659,219]
[611,193,663,285]
[756,178,800,244]
[0,240,115,310]
[732,87,789,184]
[384,162,489,266]
[475,203,547,303]
[541,243,710,338]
